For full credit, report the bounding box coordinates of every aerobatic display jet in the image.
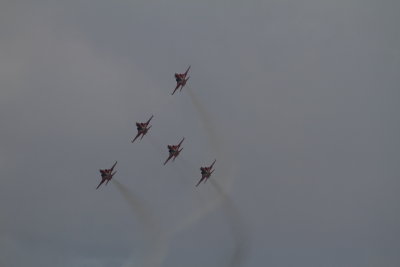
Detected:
[131,115,154,143]
[195,159,216,187]
[163,137,185,165]
[172,66,191,95]
[96,161,117,189]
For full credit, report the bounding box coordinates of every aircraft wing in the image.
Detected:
[209,159,216,169]
[180,77,190,92]
[195,176,206,187]
[105,172,115,185]
[131,132,141,143]
[184,65,191,77]
[140,125,151,140]
[164,154,173,165]
[96,178,106,190]
[173,149,182,161]
[110,161,117,172]
[178,137,185,147]
[172,83,181,95]
[146,115,154,125]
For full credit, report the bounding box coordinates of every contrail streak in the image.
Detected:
[211,180,247,267]
[113,180,157,230]
[113,180,160,267]
[150,163,246,267]
[149,188,222,267]
[186,87,220,152]
[186,87,247,267]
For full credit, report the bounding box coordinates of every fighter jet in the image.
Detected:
[163,137,185,165]
[195,159,216,187]
[97,161,117,189]
[131,115,153,143]
[172,66,191,95]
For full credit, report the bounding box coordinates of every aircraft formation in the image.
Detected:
[97,66,216,189]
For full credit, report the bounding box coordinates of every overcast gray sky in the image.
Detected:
[1,1,399,267]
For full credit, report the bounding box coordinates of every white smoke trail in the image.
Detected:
[211,180,247,267]
[113,180,160,267]
[146,188,222,267]
[148,156,246,267]
[186,87,220,152]
[183,87,247,267]
[137,148,221,267]
[113,180,157,233]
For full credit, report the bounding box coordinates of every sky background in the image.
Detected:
[1,1,399,267]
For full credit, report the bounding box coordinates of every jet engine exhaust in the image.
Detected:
[113,180,160,267]
[186,87,220,152]
[148,188,222,267]
[183,87,247,267]
[211,180,247,267]
[113,180,156,231]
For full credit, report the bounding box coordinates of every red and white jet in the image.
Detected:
[96,161,117,189]
[195,159,216,187]
[172,66,191,95]
[163,137,185,165]
[131,115,154,143]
